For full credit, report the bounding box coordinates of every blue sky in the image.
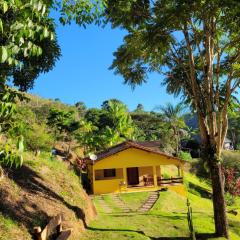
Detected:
[30,21,180,111]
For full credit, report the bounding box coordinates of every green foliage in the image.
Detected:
[131,112,165,140]
[47,108,79,137]
[0,136,24,168]
[78,100,136,152]
[0,0,60,90]
[0,86,25,168]
[134,103,144,113]
[57,0,106,26]
[225,192,235,206]
[75,101,87,117]
[24,123,54,152]
[179,151,192,162]
[107,0,240,106]
[106,2,240,234]
[222,151,240,177]
[156,103,187,154]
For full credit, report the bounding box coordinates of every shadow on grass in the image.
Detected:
[188,182,212,199]
[195,233,219,239]
[110,213,187,221]
[0,165,87,233]
[87,226,190,239]
[87,227,219,240]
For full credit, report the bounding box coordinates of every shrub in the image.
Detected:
[179,151,192,161]
[162,173,170,179]
[225,192,235,206]
[24,123,54,153]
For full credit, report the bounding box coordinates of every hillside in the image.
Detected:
[0,151,96,240]
[1,151,240,239]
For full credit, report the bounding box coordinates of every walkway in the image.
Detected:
[112,194,131,213]
[138,191,159,212]
[97,196,112,213]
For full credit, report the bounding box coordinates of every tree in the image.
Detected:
[47,108,80,152]
[105,1,240,237]
[103,100,135,145]
[156,103,186,155]
[85,108,103,127]
[12,105,54,154]
[79,100,136,152]
[134,103,144,113]
[0,1,58,87]
[101,98,126,111]
[0,0,105,169]
[0,0,106,90]
[75,101,87,117]
[24,123,54,154]
[0,0,58,166]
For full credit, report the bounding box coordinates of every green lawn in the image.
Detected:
[82,175,240,240]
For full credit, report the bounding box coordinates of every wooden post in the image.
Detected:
[122,167,127,191]
[153,166,158,188]
[92,165,95,194]
[181,164,184,178]
[177,165,181,177]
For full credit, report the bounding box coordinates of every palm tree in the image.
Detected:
[156,103,186,155]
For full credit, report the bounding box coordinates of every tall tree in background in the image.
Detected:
[102,100,135,146]
[79,100,135,152]
[157,103,186,155]
[105,0,240,238]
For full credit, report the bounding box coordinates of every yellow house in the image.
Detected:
[86,141,186,195]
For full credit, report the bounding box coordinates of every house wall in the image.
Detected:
[92,147,185,195]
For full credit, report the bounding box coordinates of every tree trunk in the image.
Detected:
[209,156,229,239]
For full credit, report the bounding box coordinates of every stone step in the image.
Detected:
[137,191,160,212]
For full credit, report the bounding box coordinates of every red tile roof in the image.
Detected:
[85,141,185,164]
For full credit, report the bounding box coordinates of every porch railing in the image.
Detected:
[143,176,183,186]
[158,177,183,185]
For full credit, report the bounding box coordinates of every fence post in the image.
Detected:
[187,198,196,240]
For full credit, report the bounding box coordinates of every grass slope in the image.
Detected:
[0,152,95,240]
[82,174,240,240]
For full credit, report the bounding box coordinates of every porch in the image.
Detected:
[93,164,184,194]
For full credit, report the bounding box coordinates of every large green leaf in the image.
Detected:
[17,136,24,153]
[0,46,8,63]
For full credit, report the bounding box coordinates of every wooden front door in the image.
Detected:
[127,167,139,185]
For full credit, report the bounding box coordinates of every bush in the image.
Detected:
[24,123,54,152]
[179,151,192,161]
[225,192,235,206]
[222,151,240,177]
[162,173,170,179]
